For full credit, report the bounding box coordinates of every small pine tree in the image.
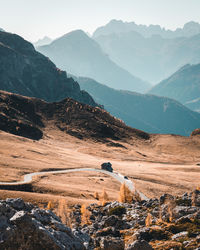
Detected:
[145,213,152,227]
[81,204,90,225]
[101,188,109,205]
[119,183,133,203]
[47,201,53,210]
[56,198,71,226]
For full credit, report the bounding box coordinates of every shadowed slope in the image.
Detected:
[75,76,200,136]
[0,31,97,107]
[0,90,149,141]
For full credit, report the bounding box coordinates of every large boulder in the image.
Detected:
[0,198,84,250]
[126,240,153,250]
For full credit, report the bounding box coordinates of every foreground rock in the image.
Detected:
[70,190,200,249]
[0,198,84,250]
[1,190,200,249]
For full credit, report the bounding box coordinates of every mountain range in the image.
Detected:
[149,63,200,112]
[37,30,150,93]
[0,29,200,136]
[0,30,97,107]
[94,28,200,83]
[93,19,200,39]
[73,76,200,136]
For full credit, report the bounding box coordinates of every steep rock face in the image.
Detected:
[0,198,84,250]
[0,31,97,107]
[0,90,149,141]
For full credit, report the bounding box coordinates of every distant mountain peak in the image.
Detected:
[183,21,200,29]
[61,29,89,39]
[38,29,150,93]
[34,36,52,47]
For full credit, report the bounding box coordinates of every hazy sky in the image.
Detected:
[1,0,200,42]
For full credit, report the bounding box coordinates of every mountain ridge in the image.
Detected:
[37,30,151,93]
[0,30,98,107]
[93,19,200,39]
[0,90,150,141]
[74,76,200,136]
[94,30,200,83]
[149,63,200,111]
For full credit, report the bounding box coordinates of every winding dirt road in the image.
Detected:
[0,168,148,200]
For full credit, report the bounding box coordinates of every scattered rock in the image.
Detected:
[126,240,153,250]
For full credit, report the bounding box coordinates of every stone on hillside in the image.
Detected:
[100,236,124,250]
[126,240,153,250]
[171,231,188,240]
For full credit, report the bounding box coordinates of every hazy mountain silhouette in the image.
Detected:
[93,19,200,39]
[34,36,52,47]
[73,76,200,136]
[37,30,150,93]
[94,30,200,83]
[149,64,200,112]
[0,30,97,106]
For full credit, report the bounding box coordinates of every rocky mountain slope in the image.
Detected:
[93,19,200,39]
[94,29,200,83]
[149,64,200,111]
[0,90,149,141]
[75,76,200,136]
[0,31,97,106]
[37,30,150,93]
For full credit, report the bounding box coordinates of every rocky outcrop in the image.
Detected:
[0,31,97,107]
[1,190,200,249]
[0,198,84,250]
[69,190,200,249]
[0,90,149,141]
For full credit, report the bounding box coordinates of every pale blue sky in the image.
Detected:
[1,0,200,42]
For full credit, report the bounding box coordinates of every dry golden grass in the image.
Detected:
[0,128,200,207]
